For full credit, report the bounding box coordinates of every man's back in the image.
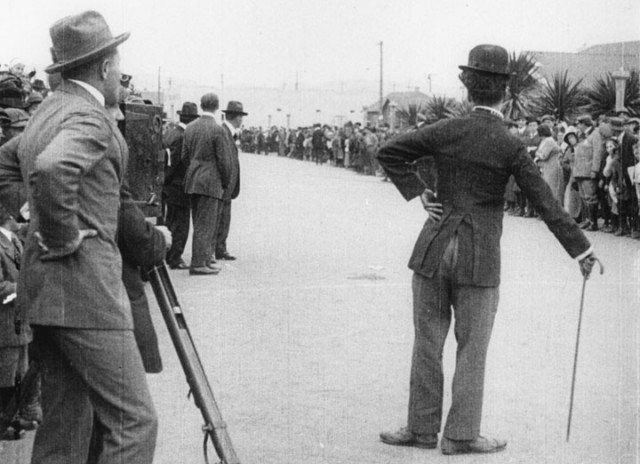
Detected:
[183,116,230,198]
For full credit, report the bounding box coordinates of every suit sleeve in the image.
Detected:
[163,130,183,185]
[511,145,591,259]
[118,186,166,268]
[31,112,110,259]
[376,129,434,201]
[0,258,16,303]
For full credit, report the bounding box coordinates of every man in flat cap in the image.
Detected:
[16,10,157,463]
[377,44,598,455]
[183,93,232,275]
[214,101,247,262]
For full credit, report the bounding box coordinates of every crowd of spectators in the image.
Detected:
[503,113,640,239]
[239,122,399,176]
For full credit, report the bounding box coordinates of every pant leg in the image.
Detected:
[407,271,452,435]
[443,284,499,440]
[31,326,157,464]
[215,201,232,256]
[165,202,190,266]
[190,194,220,268]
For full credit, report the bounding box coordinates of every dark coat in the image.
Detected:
[118,187,166,373]
[377,109,591,287]
[182,115,232,199]
[0,136,25,219]
[221,123,240,200]
[17,80,131,329]
[0,231,29,349]
[163,123,190,207]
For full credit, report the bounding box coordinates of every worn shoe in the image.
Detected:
[441,436,507,455]
[189,266,220,275]
[216,252,237,261]
[379,427,438,449]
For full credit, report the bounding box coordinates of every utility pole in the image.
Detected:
[157,66,162,105]
[378,41,384,126]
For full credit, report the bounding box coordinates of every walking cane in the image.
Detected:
[566,257,604,442]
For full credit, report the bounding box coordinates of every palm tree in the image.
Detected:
[451,100,474,118]
[586,70,640,117]
[424,95,457,122]
[395,103,426,128]
[501,51,540,119]
[531,71,587,121]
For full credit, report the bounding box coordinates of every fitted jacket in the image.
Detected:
[377,109,591,287]
[163,123,190,207]
[221,123,240,200]
[17,80,131,329]
[182,115,232,199]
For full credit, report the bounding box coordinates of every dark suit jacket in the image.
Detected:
[182,115,231,199]
[17,80,131,329]
[377,109,591,287]
[0,136,26,219]
[221,123,240,200]
[118,187,166,373]
[620,131,638,192]
[0,231,30,349]
[163,123,190,207]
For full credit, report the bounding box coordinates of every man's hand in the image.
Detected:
[156,225,172,249]
[579,253,603,279]
[420,189,443,222]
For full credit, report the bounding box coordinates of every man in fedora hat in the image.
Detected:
[16,10,158,463]
[214,101,247,261]
[163,102,199,269]
[377,44,598,455]
[182,93,232,275]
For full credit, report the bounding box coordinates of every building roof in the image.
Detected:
[364,90,430,113]
[526,41,640,87]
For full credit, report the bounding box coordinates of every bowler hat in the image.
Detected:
[459,44,509,76]
[177,101,199,120]
[31,79,46,91]
[222,101,248,116]
[45,10,130,74]
[609,117,625,132]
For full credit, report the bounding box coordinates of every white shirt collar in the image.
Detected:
[178,122,187,130]
[0,226,12,242]
[68,79,105,106]
[201,111,216,119]
[223,120,237,136]
[473,105,504,120]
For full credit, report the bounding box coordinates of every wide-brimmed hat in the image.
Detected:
[563,126,578,144]
[177,101,199,120]
[459,44,509,76]
[1,108,29,128]
[31,79,46,91]
[45,10,130,74]
[222,101,248,116]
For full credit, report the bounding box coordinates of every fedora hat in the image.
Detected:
[177,101,199,120]
[222,101,248,116]
[459,44,509,76]
[45,11,130,74]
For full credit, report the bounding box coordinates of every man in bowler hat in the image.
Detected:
[215,101,247,261]
[377,44,598,455]
[163,101,199,269]
[16,11,157,463]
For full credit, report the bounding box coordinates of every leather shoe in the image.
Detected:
[216,252,236,261]
[441,436,507,455]
[379,427,437,449]
[189,266,220,275]
[169,260,189,270]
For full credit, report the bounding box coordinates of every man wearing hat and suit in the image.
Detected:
[183,93,232,275]
[215,101,247,261]
[16,10,157,463]
[377,44,598,455]
[163,102,199,269]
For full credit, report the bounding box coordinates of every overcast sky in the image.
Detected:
[2,0,639,95]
